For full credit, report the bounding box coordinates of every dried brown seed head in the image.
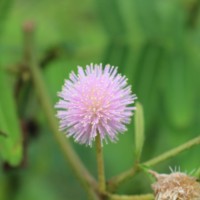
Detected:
[150,170,200,200]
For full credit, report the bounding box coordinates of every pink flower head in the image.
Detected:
[55,63,137,146]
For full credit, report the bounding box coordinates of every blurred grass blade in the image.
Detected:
[0,0,14,36]
[0,69,23,166]
[134,102,145,162]
[164,52,195,129]
[0,130,8,137]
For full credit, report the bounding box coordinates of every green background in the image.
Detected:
[0,0,200,199]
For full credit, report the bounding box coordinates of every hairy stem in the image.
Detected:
[23,22,99,198]
[96,134,106,192]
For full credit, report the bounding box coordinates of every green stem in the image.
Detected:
[96,134,106,192]
[108,194,154,200]
[108,135,200,191]
[143,135,200,166]
[22,22,99,198]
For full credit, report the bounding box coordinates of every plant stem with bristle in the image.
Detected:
[23,21,99,200]
[96,133,106,193]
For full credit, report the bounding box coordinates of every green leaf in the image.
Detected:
[134,102,145,161]
[0,69,23,166]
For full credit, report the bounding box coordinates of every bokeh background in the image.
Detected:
[0,0,200,199]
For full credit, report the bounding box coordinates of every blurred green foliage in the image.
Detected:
[0,70,22,166]
[0,0,200,199]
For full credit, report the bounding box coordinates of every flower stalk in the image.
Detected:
[96,134,106,193]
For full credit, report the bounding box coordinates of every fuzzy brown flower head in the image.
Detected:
[150,170,200,200]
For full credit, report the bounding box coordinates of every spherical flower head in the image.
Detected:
[55,63,137,146]
[150,170,200,200]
